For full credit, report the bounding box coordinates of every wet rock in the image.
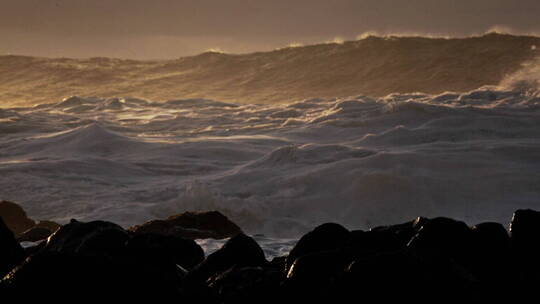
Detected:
[0,200,35,235]
[285,223,350,272]
[124,232,204,270]
[0,218,25,277]
[33,220,61,233]
[17,227,53,243]
[129,211,242,240]
[43,219,129,256]
[186,233,267,284]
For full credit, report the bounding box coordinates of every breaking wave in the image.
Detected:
[1,33,540,107]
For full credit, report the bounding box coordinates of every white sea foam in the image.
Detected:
[0,88,539,238]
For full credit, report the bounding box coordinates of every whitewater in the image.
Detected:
[1,85,539,242]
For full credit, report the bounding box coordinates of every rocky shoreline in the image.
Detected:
[1,200,540,302]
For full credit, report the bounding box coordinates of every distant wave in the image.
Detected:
[1,33,539,107]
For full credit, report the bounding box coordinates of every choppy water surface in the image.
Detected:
[1,88,539,237]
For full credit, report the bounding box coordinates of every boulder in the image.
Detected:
[0,218,25,277]
[469,222,512,300]
[284,249,352,301]
[369,216,428,247]
[186,233,267,284]
[1,251,183,301]
[17,227,53,243]
[124,232,204,270]
[129,211,242,240]
[335,249,478,302]
[34,220,61,233]
[0,200,35,235]
[508,209,540,294]
[346,229,403,254]
[285,223,350,272]
[407,217,473,267]
[207,266,282,304]
[43,219,129,256]
[510,209,540,253]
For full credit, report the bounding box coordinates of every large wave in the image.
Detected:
[1,85,539,236]
[1,33,539,107]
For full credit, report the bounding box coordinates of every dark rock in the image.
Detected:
[0,200,35,235]
[34,220,61,233]
[0,218,25,277]
[407,217,473,267]
[22,240,47,257]
[509,209,540,294]
[369,216,428,246]
[510,209,540,253]
[469,222,512,300]
[124,232,204,270]
[1,251,183,301]
[268,255,287,271]
[186,233,267,284]
[129,211,242,240]
[207,266,283,304]
[17,227,53,243]
[43,219,129,256]
[470,222,510,273]
[347,229,403,253]
[284,249,352,301]
[336,250,424,301]
[285,223,350,272]
[335,249,478,302]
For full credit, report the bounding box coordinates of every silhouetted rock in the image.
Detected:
[284,249,352,301]
[510,209,540,253]
[186,233,267,284]
[43,219,129,256]
[370,216,428,246]
[285,223,350,272]
[1,251,183,301]
[207,266,283,304]
[17,227,53,243]
[125,232,204,270]
[508,209,540,295]
[129,211,242,240]
[408,217,473,267]
[5,211,540,301]
[0,200,35,235]
[335,249,478,302]
[347,229,403,253]
[468,222,512,300]
[0,218,25,277]
[336,250,424,301]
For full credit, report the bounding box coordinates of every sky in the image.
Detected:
[1,0,540,59]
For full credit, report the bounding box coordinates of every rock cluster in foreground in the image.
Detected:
[2,207,540,302]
